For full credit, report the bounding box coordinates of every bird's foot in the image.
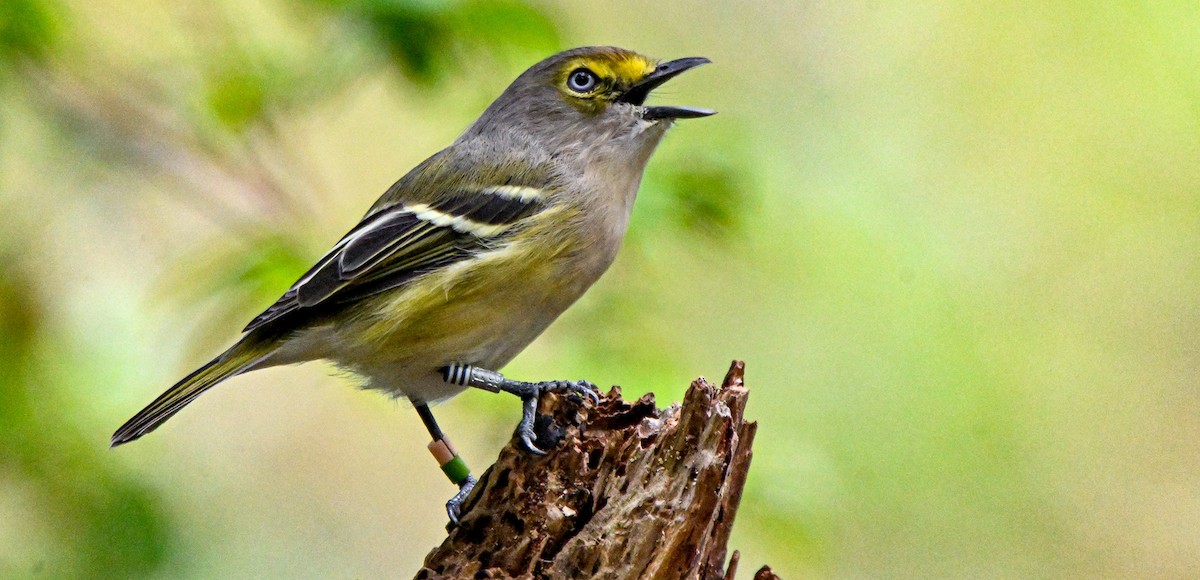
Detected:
[440,364,602,454]
[508,379,600,455]
[445,475,477,526]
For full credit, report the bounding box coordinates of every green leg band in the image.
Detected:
[440,456,471,485]
[427,437,472,486]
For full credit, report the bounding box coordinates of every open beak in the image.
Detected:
[618,56,715,121]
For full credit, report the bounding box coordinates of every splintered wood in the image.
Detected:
[418,360,776,580]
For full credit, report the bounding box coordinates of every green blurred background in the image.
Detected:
[3,0,1198,577]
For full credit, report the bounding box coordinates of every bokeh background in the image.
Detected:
[3,0,1199,577]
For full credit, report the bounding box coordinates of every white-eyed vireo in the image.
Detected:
[112,46,713,522]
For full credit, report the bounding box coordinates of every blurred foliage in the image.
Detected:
[159,231,317,357]
[663,164,744,237]
[0,0,61,66]
[658,158,748,239]
[0,250,177,577]
[204,62,275,133]
[313,0,560,84]
[183,0,562,138]
[195,0,560,134]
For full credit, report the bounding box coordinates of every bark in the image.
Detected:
[417,360,776,579]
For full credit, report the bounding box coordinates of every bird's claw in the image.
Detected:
[446,475,477,526]
[517,395,545,455]
[514,379,600,455]
[519,431,545,455]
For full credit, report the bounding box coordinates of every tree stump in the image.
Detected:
[417,360,777,579]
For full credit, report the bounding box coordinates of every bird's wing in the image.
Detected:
[242,181,547,333]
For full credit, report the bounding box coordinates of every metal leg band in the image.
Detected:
[441,363,504,393]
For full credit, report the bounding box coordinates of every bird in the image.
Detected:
[112,46,713,523]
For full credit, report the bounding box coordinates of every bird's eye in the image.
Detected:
[567,68,599,93]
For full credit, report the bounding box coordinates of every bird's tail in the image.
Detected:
[111,341,268,447]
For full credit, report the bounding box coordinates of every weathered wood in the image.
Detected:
[417,360,774,579]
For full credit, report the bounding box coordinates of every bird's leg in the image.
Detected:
[441,363,600,455]
[414,402,476,525]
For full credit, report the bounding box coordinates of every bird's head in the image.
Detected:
[467,47,713,156]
